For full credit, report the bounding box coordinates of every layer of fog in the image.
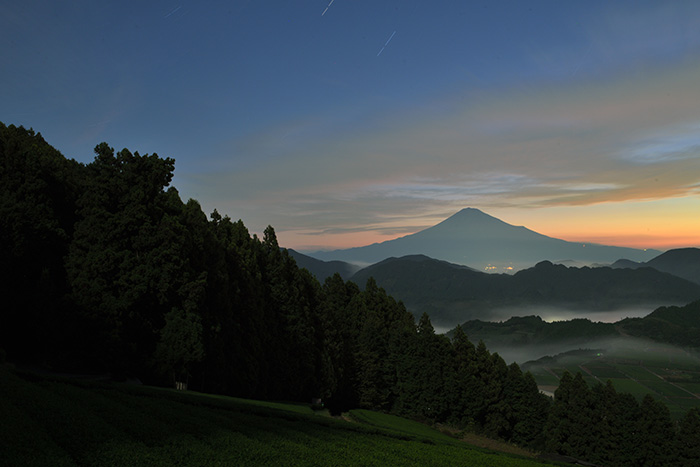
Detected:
[432,303,685,365]
[488,335,697,367]
[493,338,617,366]
[432,303,665,335]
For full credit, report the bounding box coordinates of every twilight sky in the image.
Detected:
[3,1,700,251]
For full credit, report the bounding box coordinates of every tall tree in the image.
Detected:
[631,395,676,466]
[66,143,179,375]
[677,408,700,465]
[320,274,362,414]
[155,306,204,385]
[393,313,454,421]
[449,325,481,427]
[504,364,550,447]
[0,123,81,364]
[544,371,596,459]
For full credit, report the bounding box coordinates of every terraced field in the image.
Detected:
[0,366,555,466]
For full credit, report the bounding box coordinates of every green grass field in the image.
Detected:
[0,366,556,466]
[613,363,657,381]
[582,364,627,379]
[605,378,651,397]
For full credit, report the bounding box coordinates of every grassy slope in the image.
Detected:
[0,366,554,466]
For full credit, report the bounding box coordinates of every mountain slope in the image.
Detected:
[617,299,700,347]
[310,208,659,270]
[286,249,360,281]
[611,247,700,284]
[350,255,700,327]
[646,248,700,284]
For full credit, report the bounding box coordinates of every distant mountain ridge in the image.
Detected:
[349,254,700,328]
[309,208,659,271]
[286,249,360,281]
[611,247,700,284]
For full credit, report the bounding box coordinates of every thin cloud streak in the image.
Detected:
[164,6,182,18]
[377,30,396,56]
[321,0,335,16]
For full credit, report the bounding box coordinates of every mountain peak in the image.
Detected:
[452,207,493,218]
[429,207,527,235]
[446,207,523,225]
[309,207,660,270]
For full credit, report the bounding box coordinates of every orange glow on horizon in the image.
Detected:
[492,199,700,252]
[279,226,699,253]
[549,234,699,251]
[278,199,700,253]
[280,230,698,253]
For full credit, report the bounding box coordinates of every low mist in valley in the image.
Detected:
[486,304,663,324]
[490,336,658,366]
[437,302,695,365]
[431,302,666,335]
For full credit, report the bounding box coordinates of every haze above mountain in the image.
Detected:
[307,208,659,271]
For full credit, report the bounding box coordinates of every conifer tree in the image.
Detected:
[677,408,700,465]
[632,395,676,466]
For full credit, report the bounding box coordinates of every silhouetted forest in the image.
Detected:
[2,122,699,465]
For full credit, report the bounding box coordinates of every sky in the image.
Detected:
[3,0,700,252]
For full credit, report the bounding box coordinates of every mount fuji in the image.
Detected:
[307,208,659,271]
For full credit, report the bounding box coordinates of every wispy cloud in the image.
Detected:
[618,122,700,165]
[186,59,700,248]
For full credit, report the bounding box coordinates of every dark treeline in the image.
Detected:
[2,122,699,465]
[546,372,700,466]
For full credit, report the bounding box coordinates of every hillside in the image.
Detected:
[0,366,549,467]
[618,300,700,347]
[611,247,700,284]
[310,208,659,271]
[350,255,700,327]
[647,248,700,283]
[286,248,360,281]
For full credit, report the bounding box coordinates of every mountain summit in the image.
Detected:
[308,208,659,271]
